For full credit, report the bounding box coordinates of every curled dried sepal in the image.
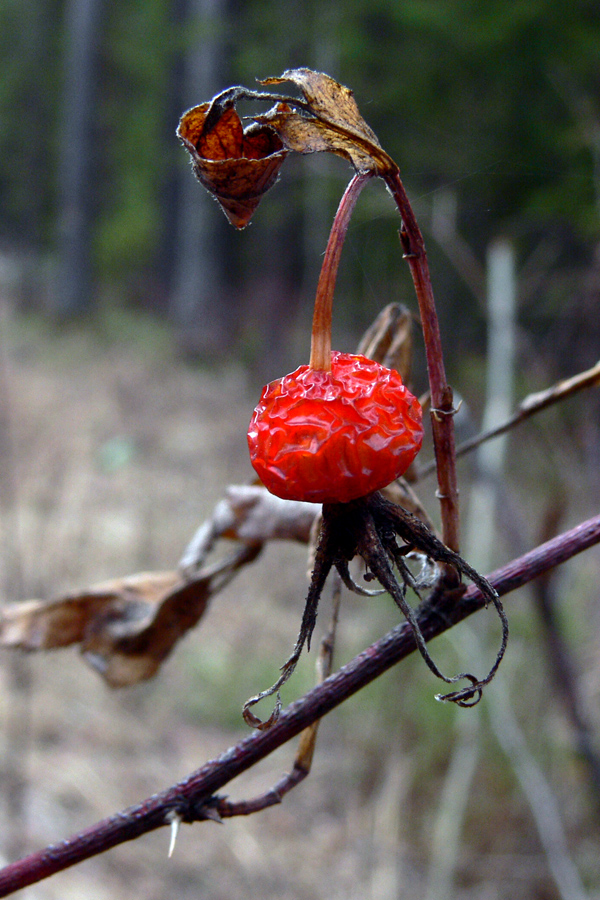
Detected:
[243,494,509,728]
[177,99,287,228]
[178,69,397,221]
[356,303,415,383]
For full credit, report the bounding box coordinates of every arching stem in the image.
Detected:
[383,167,460,558]
[309,171,374,371]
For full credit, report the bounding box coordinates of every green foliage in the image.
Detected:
[0,0,62,243]
[95,0,176,277]
[342,0,600,239]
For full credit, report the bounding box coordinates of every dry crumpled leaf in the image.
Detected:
[257,68,389,173]
[179,484,319,575]
[177,68,394,227]
[356,303,414,383]
[0,489,317,688]
[177,100,287,228]
[0,550,258,687]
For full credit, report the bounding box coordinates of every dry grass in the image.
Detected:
[0,306,599,900]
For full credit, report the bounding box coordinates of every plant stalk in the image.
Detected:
[309,171,373,370]
[383,168,460,555]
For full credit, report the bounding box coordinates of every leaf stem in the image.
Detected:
[309,171,373,370]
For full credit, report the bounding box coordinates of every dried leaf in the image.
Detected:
[179,484,319,575]
[356,303,414,383]
[0,550,258,687]
[257,69,390,173]
[177,101,287,228]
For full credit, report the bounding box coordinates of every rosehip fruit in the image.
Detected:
[248,351,423,503]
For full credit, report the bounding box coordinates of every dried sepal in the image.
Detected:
[243,493,509,728]
[178,68,397,223]
[356,303,415,383]
[177,98,287,228]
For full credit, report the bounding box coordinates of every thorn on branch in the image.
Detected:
[431,400,462,421]
[166,811,181,858]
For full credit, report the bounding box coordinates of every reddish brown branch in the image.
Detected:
[383,169,460,556]
[0,514,599,897]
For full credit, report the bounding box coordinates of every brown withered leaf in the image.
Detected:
[179,484,319,575]
[257,69,390,173]
[356,302,414,383]
[0,548,259,687]
[177,101,287,228]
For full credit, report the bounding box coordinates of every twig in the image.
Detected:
[429,188,486,304]
[217,573,341,818]
[533,504,600,798]
[486,666,589,900]
[418,359,600,479]
[0,514,598,896]
[383,168,460,556]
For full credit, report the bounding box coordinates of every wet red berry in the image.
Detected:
[248,351,423,503]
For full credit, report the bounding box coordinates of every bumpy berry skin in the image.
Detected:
[248,351,423,504]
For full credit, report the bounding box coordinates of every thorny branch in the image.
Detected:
[0,514,598,897]
[383,169,461,557]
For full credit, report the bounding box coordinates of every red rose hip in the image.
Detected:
[248,350,423,503]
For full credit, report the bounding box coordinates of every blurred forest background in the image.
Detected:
[2,0,599,372]
[1,1,600,899]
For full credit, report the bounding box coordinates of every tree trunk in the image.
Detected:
[170,0,233,353]
[52,0,104,317]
